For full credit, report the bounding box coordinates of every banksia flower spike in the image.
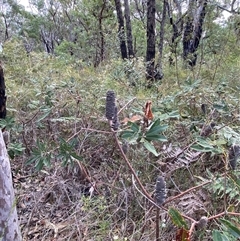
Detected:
[106,90,119,131]
[112,106,120,131]
[106,90,116,121]
[155,176,166,206]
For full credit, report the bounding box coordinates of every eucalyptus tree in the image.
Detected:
[146,0,156,80]
[183,0,208,66]
[114,0,128,59]
[124,0,134,57]
[0,0,25,41]
[0,62,22,241]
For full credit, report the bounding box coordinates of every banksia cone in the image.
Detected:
[155,176,166,206]
[200,122,216,137]
[106,90,116,121]
[229,145,240,170]
[112,106,120,131]
[196,216,208,230]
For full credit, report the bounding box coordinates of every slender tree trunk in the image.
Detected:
[114,0,128,59]
[146,0,156,80]
[155,0,167,79]
[183,0,208,66]
[124,0,134,57]
[167,0,183,65]
[0,63,22,240]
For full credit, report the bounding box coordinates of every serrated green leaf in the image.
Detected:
[121,130,135,139]
[148,118,160,129]
[144,134,167,142]
[146,124,168,136]
[196,138,214,148]
[191,144,213,152]
[130,122,140,132]
[220,219,240,238]
[168,207,188,229]
[37,108,52,122]
[143,140,159,156]
[212,230,229,241]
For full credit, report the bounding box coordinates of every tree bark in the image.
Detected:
[0,63,6,119]
[183,0,208,66]
[0,63,22,241]
[155,0,167,80]
[146,0,156,80]
[124,0,134,57]
[114,0,128,59]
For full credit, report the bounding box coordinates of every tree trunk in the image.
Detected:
[124,0,134,57]
[114,0,128,59]
[183,0,208,66]
[146,0,156,80]
[155,0,167,80]
[0,63,22,241]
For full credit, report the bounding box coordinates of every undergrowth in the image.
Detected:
[0,39,240,240]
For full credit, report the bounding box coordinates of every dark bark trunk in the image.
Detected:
[124,0,134,57]
[0,62,22,241]
[94,1,106,67]
[155,0,167,80]
[183,0,208,66]
[146,0,156,80]
[167,0,184,65]
[114,0,128,59]
[0,63,6,119]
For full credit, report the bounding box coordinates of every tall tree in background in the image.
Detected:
[183,0,208,66]
[146,0,156,80]
[0,62,22,240]
[114,0,128,59]
[124,0,134,57]
[155,0,167,79]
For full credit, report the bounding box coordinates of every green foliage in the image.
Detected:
[211,173,240,201]
[121,119,167,156]
[27,140,53,171]
[168,207,188,229]
[213,219,240,241]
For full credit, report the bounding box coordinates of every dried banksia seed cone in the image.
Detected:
[196,216,208,230]
[112,106,120,131]
[229,145,240,170]
[201,103,207,115]
[200,122,216,137]
[106,90,116,121]
[155,176,166,206]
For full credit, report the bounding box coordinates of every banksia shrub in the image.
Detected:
[155,176,166,206]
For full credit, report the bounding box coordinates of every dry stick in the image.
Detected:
[117,97,137,115]
[163,180,212,205]
[156,208,160,241]
[189,221,197,238]
[208,211,240,221]
[132,175,196,223]
[67,128,112,142]
[112,129,155,203]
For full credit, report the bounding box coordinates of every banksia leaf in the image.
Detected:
[106,90,116,121]
[229,145,240,170]
[155,176,166,205]
[168,207,188,229]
